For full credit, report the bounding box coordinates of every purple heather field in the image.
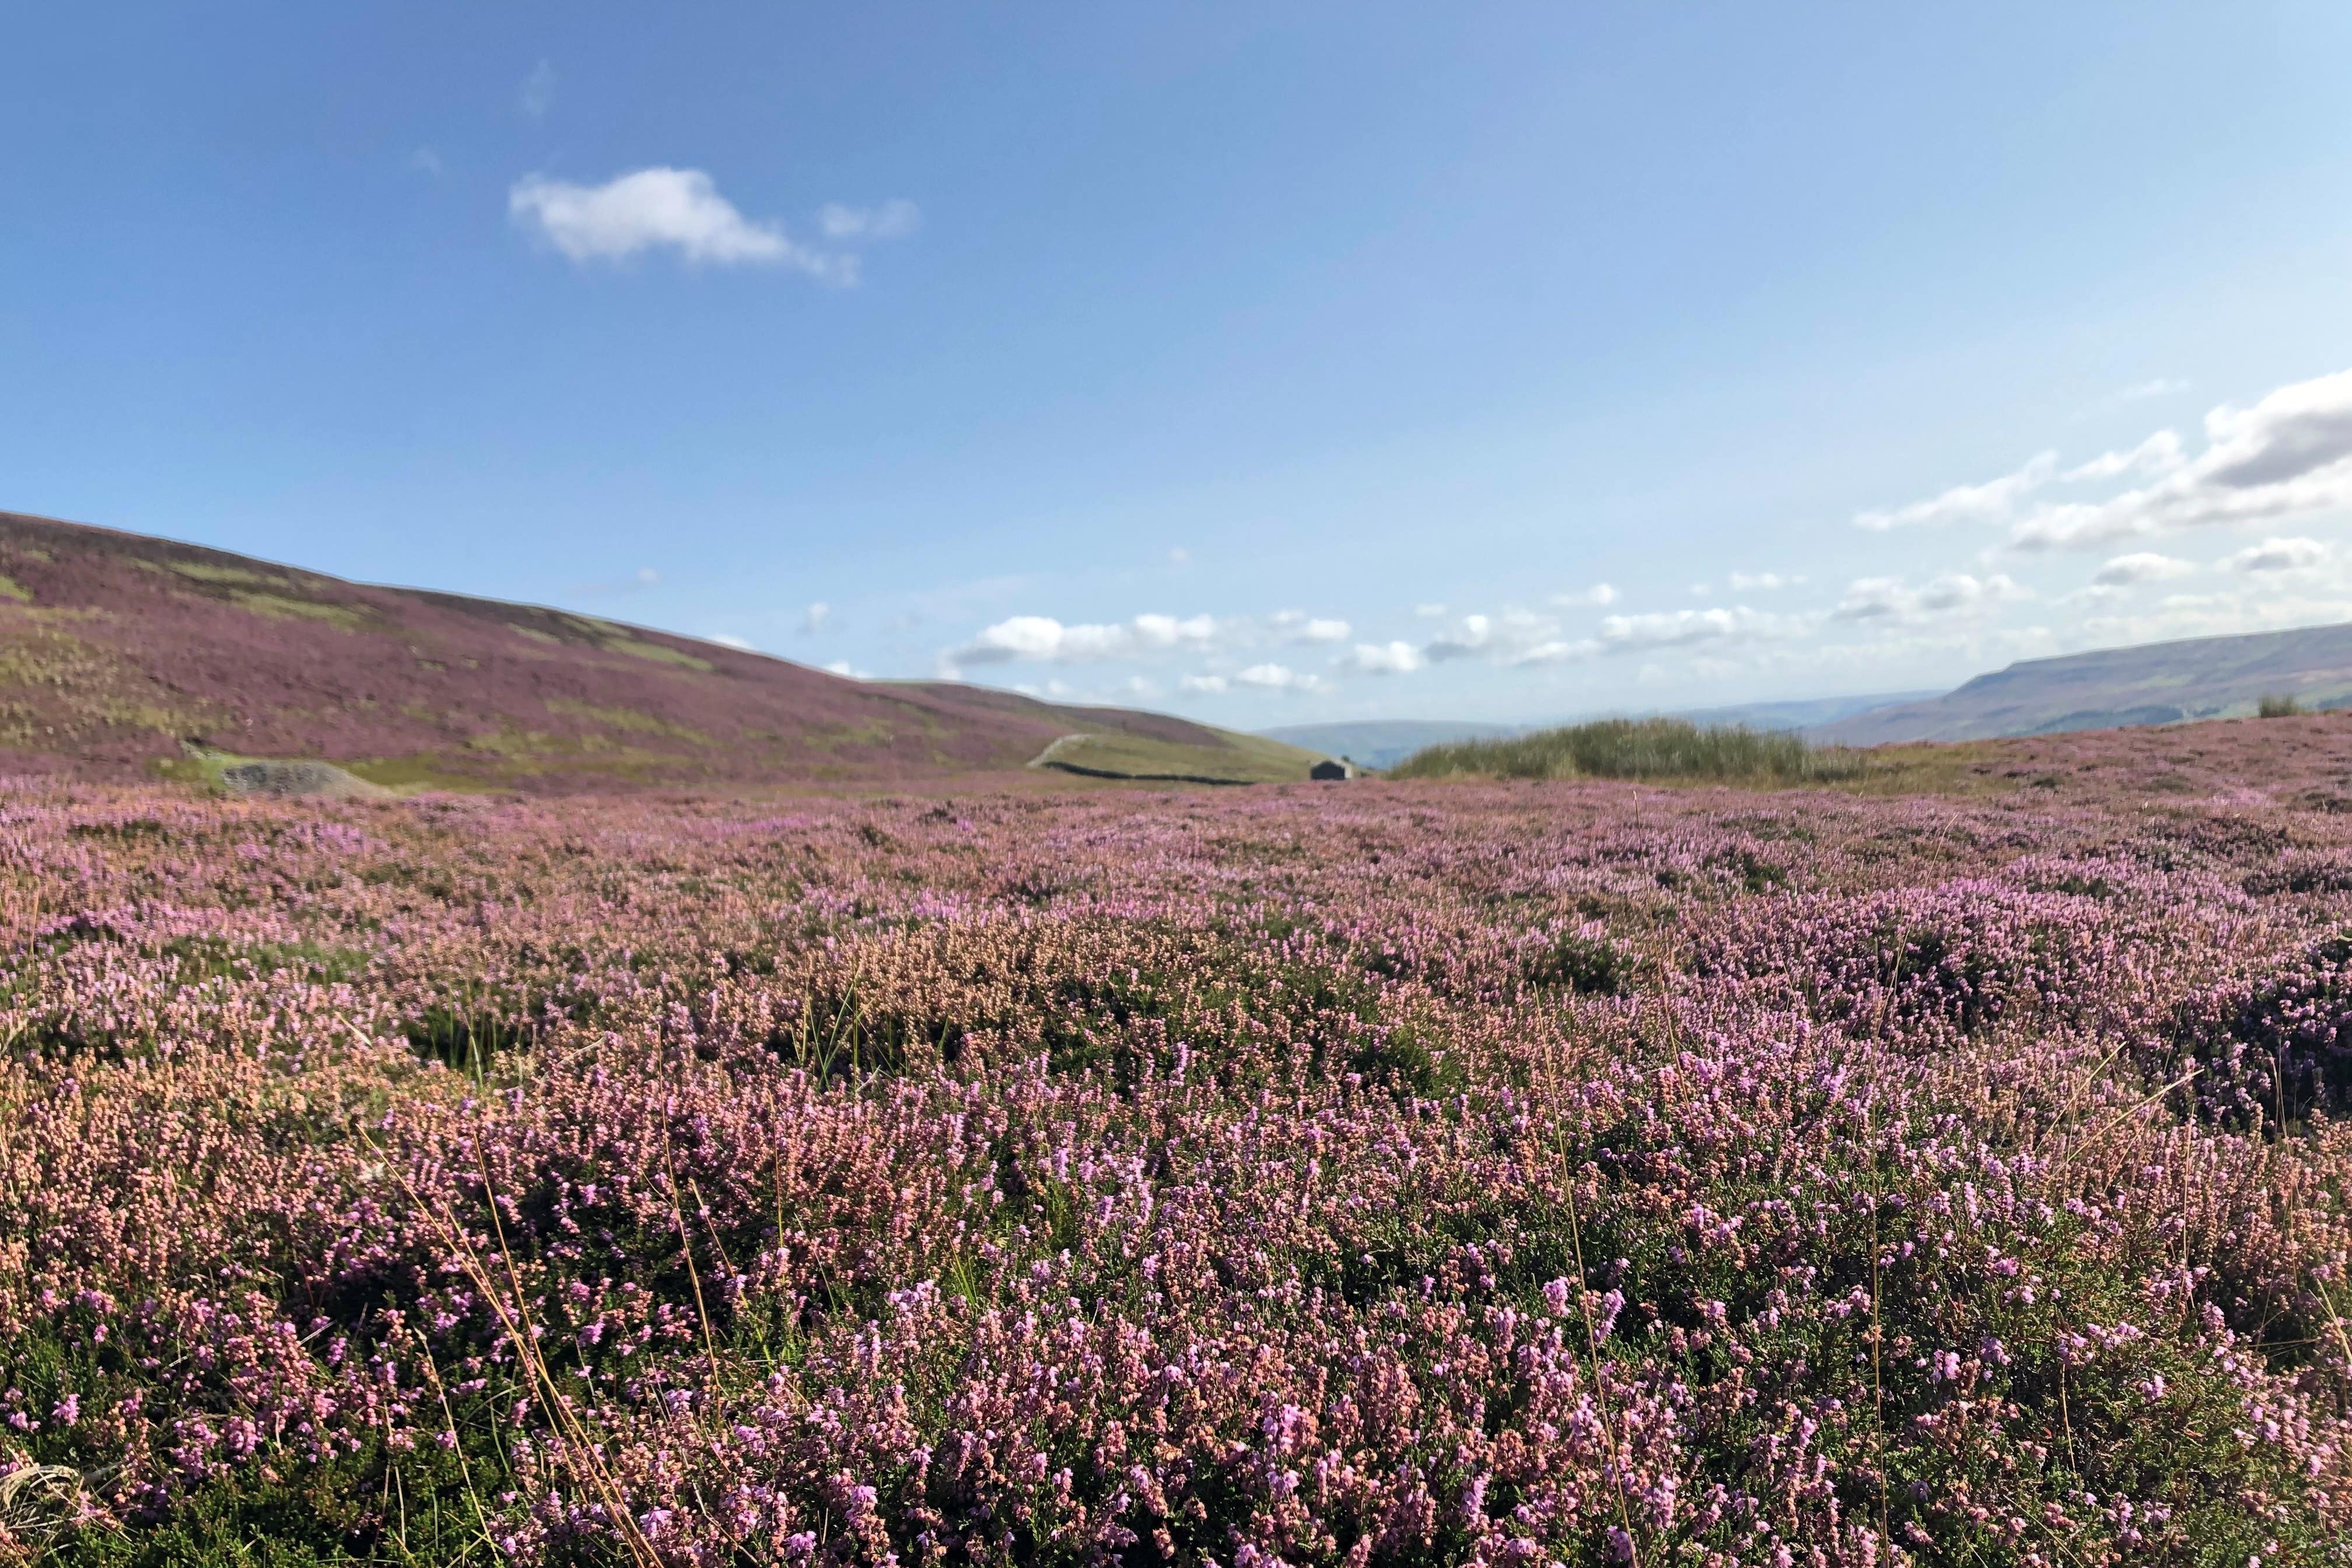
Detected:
[4,715,2352,1566]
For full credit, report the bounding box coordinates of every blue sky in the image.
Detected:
[6,2,2352,726]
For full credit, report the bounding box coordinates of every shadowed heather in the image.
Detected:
[2,715,2352,1564]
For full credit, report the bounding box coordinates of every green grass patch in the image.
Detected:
[1391,716,1875,786]
[225,590,369,631]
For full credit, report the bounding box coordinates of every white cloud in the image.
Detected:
[1856,452,2058,530]
[1344,640,1426,675]
[2220,536,2330,574]
[635,566,660,586]
[817,200,922,242]
[1179,673,1228,695]
[799,601,831,635]
[1413,602,1448,618]
[2117,377,2189,401]
[946,611,1220,669]
[710,633,756,651]
[2091,552,2196,586]
[407,146,443,177]
[1132,612,1220,649]
[1236,662,1325,692]
[1424,612,1494,662]
[1727,571,1803,592]
[1832,573,2030,624]
[1550,583,1619,607]
[1273,610,1350,642]
[1510,638,1602,666]
[2012,368,2352,550]
[510,168,848,275]
[1167,548,1192,568]
[824,659,870,679]
[2063,429,2186,482]
[1594,604,1815,651]
[519,59,557,120]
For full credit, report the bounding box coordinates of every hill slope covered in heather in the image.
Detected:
[0,510,1323,791]
[1813,620,2352,745]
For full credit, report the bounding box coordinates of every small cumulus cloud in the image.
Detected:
[710,634,756,652]
[944,612,1220,671]
[1167,548,1192,569]
[1180,673,1228,695]
[407,146,444,177]
[1594,604,1815,652]
[2220,536,2330,573]
[1727,571,1803,592]
[799,601,831,635]
[1413,602,1448,618]
[510,167,852,276]
[1273,610,1349,643]
[2116,377,2190,401]
[2091,552,2196,587]
[1343,640,1426,675]
[823,659,871,679]
[1550,584,1619,607]
[1832,573,2029,624]
[1236,662,1326,693]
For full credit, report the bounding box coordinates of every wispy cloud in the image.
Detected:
[1549,583,1619,607]
[519,59,557,121]
[799,601,831,635]
[817,200,922,241]
[1854,452,2057,531]
[407,146,443,177]
[2062,430,2186,483]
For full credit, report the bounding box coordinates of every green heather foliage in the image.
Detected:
[1391,716,1874,784]
[2262,691,2306,718]
[4,719,2352,1564]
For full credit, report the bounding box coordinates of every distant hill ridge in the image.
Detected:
[1813,621,2352,746]
[0,510,1327,791]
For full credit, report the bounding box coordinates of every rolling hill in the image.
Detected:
[1814,621,2352,745]
[0,510,1334,791]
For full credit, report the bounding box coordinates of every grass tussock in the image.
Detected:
[1390,715,1874,785]
[2259,691,2304,719]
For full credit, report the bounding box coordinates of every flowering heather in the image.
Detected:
[3,716,2352,1565]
